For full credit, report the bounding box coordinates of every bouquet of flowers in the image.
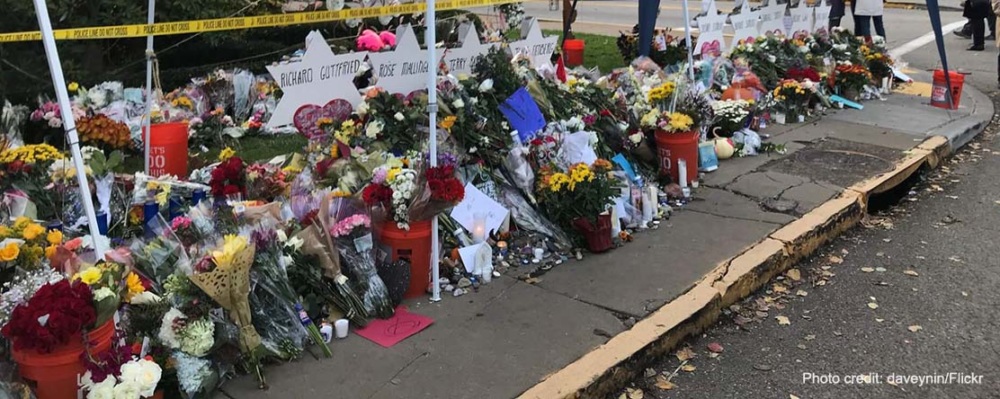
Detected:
[0,144,66,220]
[210,151,247,199]
[245,162,290,201]
[326,197,393,319]
[76,114,134,151]
[536,159,620,233]
[711,99,753,136]
[772,79,811,118]
[640,110,696,134]
[80,354,162,399]
[360,88,425,153]
[865,50,895,81]
[0,217,61,271]
[0,277,111,353]
[834,63,873,97]
[0,267,63,328]
[189,107,237,149]
[362,162,418,230]
[408,157,466,222]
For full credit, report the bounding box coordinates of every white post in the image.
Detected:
[31,0,107,255]
[426,0,441,302]
[681,0,696,80]
[143,0,155,174]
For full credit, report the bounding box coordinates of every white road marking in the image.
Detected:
[890,20,967,59]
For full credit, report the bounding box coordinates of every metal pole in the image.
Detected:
[681,0,696,80]
[31,0,107,255]
[143,0,155,174]
[426,0,441,302]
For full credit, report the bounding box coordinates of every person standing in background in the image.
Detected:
[965,0,993,50]
[854,0,886,40]
[830,0,846,27]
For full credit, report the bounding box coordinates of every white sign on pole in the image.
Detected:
[442,23,496,76]
[728,0,761,49]
[789,2,815,38]
[813,2,832,36]
[758,1,787,36]
[693,1,727,56]
[509,18,558,69]
[368,24,430,96]
[266,31,367,128]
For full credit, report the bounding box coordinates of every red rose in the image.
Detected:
[1,280,96,353]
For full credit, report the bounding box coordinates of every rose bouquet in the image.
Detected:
[834,63,873,98]
[361,163,417,230]
[80,352,163,399]
[408,157,466,222]
[0,278,101,353]
[327,198,393,319]
[0,267,63,328]
[209,153,247,200]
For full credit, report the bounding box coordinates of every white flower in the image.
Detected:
[48,117,62,128]
[275,230,288,243]
[158,308,185,349]
[393,112,405,121]
[356,102,369,116]
[87,376,116,399]
[470,97,479,105]
[112,380,142,399]
[365,120,383,139]
[286,236,304,251]
[452,99,465,109]
[629,132,643,144]
[93,287,115,301]
[478,79,494,92]
[587,131,599,146]
[119,358,162,397]
[767,55,777,63]
[130,291,161,305]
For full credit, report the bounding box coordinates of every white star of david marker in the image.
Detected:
[509,18,558,69]
[758,1,788,37]
[266,31,367,129]
[728,0,761,49]
[368,24,430,95]
[694,1,728,56]
[443,23,497,76]
[789,2,815,38]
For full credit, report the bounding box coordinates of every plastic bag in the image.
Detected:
[246,221,308,360]
[492,173,574,250]
[502,146,536,204]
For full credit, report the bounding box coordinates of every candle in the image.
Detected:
[497,241,508,257]
[472,212,487,243]
[533,247,544,261]
[334,319,349,339]
[678,159,688,188]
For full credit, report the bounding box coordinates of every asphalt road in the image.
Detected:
[616,77,1000,399]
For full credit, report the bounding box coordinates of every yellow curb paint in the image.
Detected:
[895,81,934,97]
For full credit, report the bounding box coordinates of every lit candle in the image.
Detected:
[472,213,487,243]
[497,241,508,257]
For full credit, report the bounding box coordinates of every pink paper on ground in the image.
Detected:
[355,306,434,348]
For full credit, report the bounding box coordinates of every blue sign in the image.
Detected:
[500,87,547,143]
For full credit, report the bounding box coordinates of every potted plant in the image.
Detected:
[537,160,620,253]
[834,63,873,101]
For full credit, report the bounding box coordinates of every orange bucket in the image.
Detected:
[564,39,585,67]
[378,220,432,298]
[930,69,964,110]
[13,320,116,399]
[654,130,699,185]
[143,123,189,177]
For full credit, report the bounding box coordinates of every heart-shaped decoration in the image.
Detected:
[292,99,354,140]
[701,40,722,57]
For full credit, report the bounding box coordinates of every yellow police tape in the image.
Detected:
[0,0,518,43]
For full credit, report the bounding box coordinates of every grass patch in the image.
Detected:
[122,134,308,174]
[544,30,625,74]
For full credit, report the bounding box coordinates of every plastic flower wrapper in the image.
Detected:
[71,261,127,327]
[408,155,466,222]
[495,173,574,250]
[130,215,192,290]
[242,222,324,360]
[187,234,267,387]
[0,267,64,328]
[325,196,394,319]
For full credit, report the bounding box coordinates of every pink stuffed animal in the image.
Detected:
[356,29,397,52]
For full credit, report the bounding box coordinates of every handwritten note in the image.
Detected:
[500,87,547,143]
[450,183,509,235]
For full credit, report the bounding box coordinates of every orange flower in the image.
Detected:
[592,159,613,171]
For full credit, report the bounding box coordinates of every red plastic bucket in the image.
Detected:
[13,320,115,399]
[654,130,699,185]
[378,220,432,299]
[564,39,585,67]
[931,69,964,110]
[142,123,189,177]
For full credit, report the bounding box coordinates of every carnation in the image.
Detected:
[157,308,185,349]
[178,317,215,357]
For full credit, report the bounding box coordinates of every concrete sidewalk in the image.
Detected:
[222,75,992,399]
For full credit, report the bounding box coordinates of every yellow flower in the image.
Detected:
[45,245,57,259]
[22,224,45,241]
[0,226,11,238]
[213,235,249,270]
[386,167,401,183]
[68,82,80,92]
[76,267,102,285]
[316,117,334,128]
[549,173,570,192]
[0,243,19,261]
[218,147,236,162]
[666,112,694,132]
[13,217,31,230]
[46,229,63,245]
[440,116,457,130]
[125,272,145,301]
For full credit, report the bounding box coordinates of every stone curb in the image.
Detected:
[516,135,960,399]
